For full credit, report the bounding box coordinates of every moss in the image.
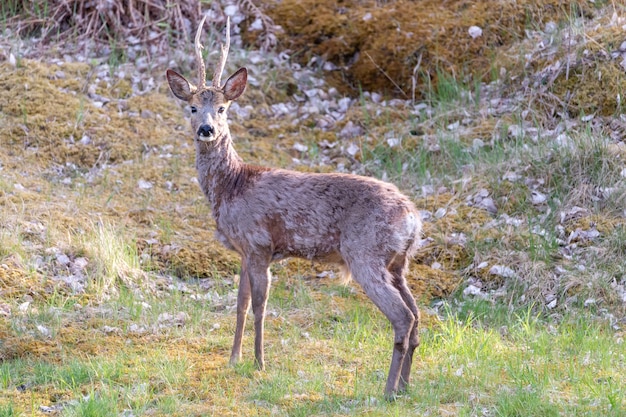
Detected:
[550,60,626,117]
[563,214,623,236]
[266,0,597,97]
[0,264,50,301]
[407,263,462,300]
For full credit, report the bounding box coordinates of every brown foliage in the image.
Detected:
[268,0,596,97]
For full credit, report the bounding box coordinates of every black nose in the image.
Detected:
[197,124,214,137]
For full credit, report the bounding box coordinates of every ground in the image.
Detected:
[0,0,625,415]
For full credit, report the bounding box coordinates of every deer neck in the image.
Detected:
[195,132,247,213]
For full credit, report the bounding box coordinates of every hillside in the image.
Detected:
[0,1,625,415]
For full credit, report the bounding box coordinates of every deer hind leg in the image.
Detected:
[229,262,251,366]
[245,254,272,370]
[388,254,420,393]
[348,259,416,399]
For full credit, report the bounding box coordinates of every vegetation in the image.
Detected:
[1,0,625,415]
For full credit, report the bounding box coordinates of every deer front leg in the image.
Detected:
[246,255,271,370]
[229,263,251,366]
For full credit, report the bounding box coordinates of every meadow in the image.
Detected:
[1,1,625,415]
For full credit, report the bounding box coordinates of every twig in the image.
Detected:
[365,51,408,98]
[411,53,423,104]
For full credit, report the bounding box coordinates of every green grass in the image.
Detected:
[1,278,623,416]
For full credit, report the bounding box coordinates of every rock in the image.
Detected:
[345,143,360,156]
[292,143,308,152]
[463,284,483,296]
[489,265,516,278]
[531,190,547,205]
[56,253,71,266]
[477,197,497,215]
[137,179,153,190]
[339,121,363,139]
[468,26,483,39]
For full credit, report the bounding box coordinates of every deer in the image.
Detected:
[165,16,422,399]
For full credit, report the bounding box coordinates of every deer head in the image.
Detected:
[166,16,247,142]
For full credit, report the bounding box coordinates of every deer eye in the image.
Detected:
[218,106,226,114]
[190,106,197,114]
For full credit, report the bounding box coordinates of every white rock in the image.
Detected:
[56,253,71,266]
[345,143,360,156]
[544,21,558,34]
[249,18,264,31]
[472,138,485,150]
[72,257,89,272]
[386,137,401,147]
[137,179,153,190]
[224,5,239,17]
[37,325,51,338]
[323,61,338,71]
[478,197,497,215]
[463,285,482,296]
[447,121,460,131]
[508,124,522,138]
[503,171,521,182]
[468,26,483,39]
[489,265,516,278]
[292,143,308,152]
[101,325,121,334]
[584,298,596,307]
[337,97,352,113]
[531,191,547,205]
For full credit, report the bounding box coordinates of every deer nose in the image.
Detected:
[197,124,214,138]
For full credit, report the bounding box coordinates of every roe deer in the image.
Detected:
[166,16,422,398]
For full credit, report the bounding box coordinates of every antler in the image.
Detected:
[194,14,208,90]
[194,15,231,90]
[212,17,231,88]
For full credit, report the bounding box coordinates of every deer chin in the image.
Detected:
[197,135,217,143]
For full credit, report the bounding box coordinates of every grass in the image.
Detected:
[1,284,623,416]
[2,3,626,416]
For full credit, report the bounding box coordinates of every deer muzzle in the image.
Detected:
[197,124,216,142]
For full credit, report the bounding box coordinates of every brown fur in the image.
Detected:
[165,20,422,399]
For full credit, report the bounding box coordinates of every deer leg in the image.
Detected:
[350,261,416,399]
[396,281,419,391]
[229,262,251,366]
[247,255,271,370]
[388,257,420,392]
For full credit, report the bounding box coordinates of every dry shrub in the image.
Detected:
[268,0,596,97]
[3,0,279,51]
[4,0,200,46]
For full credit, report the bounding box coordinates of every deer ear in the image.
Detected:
[166,69,195,101]
[223,68,247,101]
